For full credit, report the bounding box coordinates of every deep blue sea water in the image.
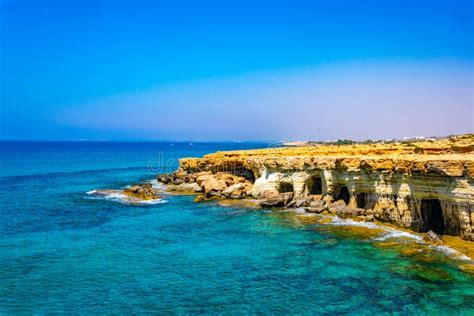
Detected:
[1,141,473,314]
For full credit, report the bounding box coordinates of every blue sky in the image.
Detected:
[1,0,472,141]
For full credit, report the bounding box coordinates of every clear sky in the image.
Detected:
[1,0,472,141]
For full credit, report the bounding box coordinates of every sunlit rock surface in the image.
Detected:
[165,135,474,241]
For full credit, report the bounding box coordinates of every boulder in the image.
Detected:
[305,205,326,213]
[310,200,325,208]
[305,200,327,213]
[257,190,281,200]
[294,198,312,208]
[260,198,285,208]
[157,174,172,184]
[357,214,374,222]
[196,174,213,186]
[243,182,253,194]
[322,195,334,205]
[215,172,237,186]
[167,182,203,193]
[205,190,223,198]
[426,230,440,241]
[259,192,294,208]
[222,183,246,197]
[336,207,367,219]
[203,177,228,193]
[174,170,188,178]
[191,171,211,181]
[327,200,347,214]
[124,183,160,200]
[230,190,244,199]
[171,177,184,185]
[194,195,207,202]
[182,175,192,183]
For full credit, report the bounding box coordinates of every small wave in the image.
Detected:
[149,179,166,190]
[137,199,167,205]
[279,207,308,214]
[330,217,424,242]
[292,207,317,217]
[86,190,166,205]
[328,216,471,261]
[373,230,424,242]
[433,245,471,261]
[330,217,381,230]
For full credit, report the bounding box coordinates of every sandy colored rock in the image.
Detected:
[174,134,474,241]
[222,183,245,196]
[124,183,160,200]
[259,192,294,208]
[167,182,203,193]
[203,177,227,192]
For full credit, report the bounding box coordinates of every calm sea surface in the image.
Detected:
[0,141,473,314]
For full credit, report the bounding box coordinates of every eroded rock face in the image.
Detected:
[164,135,474,241]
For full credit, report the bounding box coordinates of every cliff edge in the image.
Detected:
[160,135,474,241]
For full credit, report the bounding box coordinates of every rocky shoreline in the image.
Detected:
[158,170,375,221]
[156,134,474,242]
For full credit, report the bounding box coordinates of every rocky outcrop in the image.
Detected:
[124,183,161,200]
[159,171,253,200]
[158,135,474,241]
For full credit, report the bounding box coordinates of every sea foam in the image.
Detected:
[86,189,166,205]
[327,216,471,261]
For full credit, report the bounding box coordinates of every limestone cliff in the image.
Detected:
[167,135,474,241]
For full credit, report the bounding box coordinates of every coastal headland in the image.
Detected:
[157,134,474,242]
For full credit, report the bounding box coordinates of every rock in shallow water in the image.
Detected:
[124,183,160,200]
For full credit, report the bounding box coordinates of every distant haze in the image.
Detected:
[1,0,473,141]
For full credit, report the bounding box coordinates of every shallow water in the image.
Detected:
[1,141,473,314]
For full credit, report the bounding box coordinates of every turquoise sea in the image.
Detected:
[1,141,473,314]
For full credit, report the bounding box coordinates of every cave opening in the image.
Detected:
[335,186,350,205]
[233,166,256,183]
[307,176,322,195]
[278,182,294,193]
[421,199,445,234]
[356,193,367,209]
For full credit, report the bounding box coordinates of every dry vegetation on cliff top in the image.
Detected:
[206,134,474,160]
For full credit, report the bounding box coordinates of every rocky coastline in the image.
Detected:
[156,135,474,242]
